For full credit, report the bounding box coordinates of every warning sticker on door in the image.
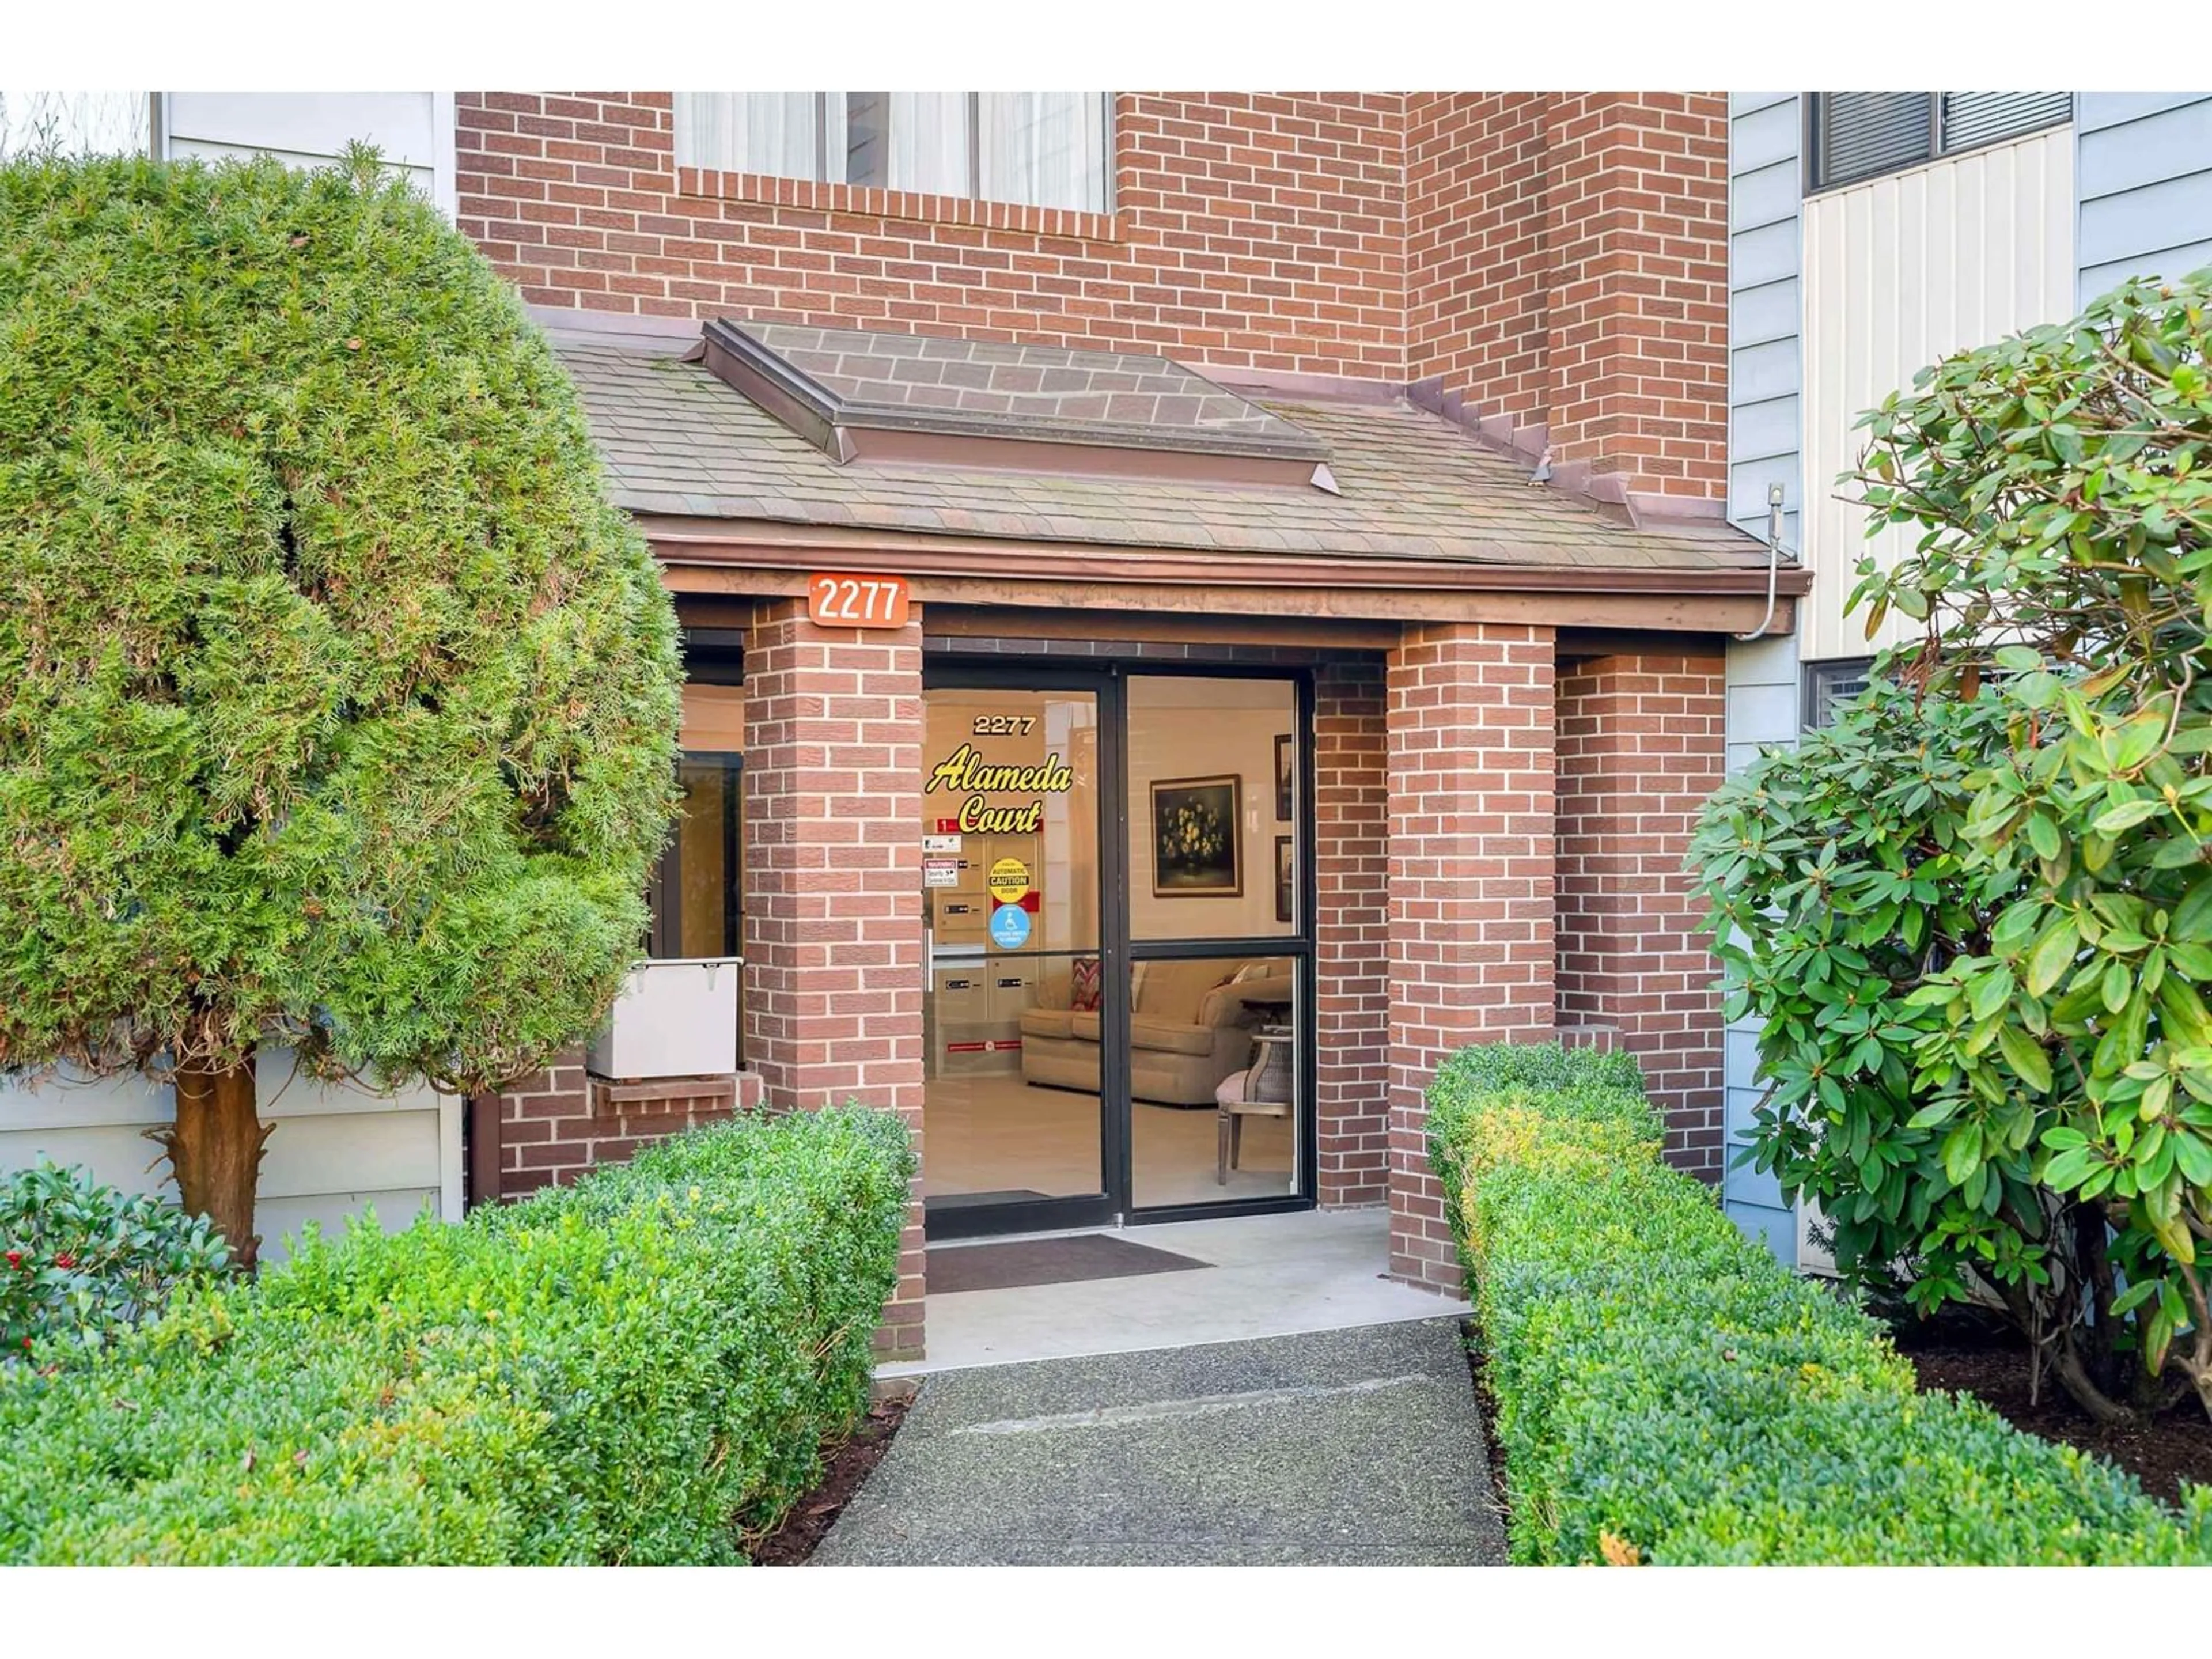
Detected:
[987,857,1032,904]
[922,858,961,889]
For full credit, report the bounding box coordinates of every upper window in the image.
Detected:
[674,92,1110,214]
[1806,92,2071,192]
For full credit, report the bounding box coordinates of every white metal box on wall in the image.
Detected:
[586,957,741,1081]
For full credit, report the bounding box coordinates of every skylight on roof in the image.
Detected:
[696,318,1337,492]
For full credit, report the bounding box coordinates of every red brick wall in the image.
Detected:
[741,599,927,1358]
[457,91,1407,378]
[1543,94,1730,502]
[1384,623,1558,1289]
[1404,92,1729,502]
[1312,658,1390,1207]
[1405,94,1550,435]
[487,1051,759,1198]
[1555,649,1727,1176]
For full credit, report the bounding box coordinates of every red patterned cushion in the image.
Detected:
[1070,956,1102,1012]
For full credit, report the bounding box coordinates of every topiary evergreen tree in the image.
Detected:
[0,149,681,1266]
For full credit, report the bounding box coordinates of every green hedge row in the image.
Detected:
[1427,1043,2212,1565]
[0,1105,914,1564]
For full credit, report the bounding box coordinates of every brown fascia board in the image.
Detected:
[666,561,1796,635]
[632,513,1812,600]
[697,317,1334,479]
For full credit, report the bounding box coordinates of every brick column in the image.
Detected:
[1555,648,1727,1177]
[1385,622,1556,1289]
[743,599,927,1359]
[1313,658,1391,1207]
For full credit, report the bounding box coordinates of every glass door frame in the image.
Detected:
[922,661,1126,1241]
[1122,662,1317,1225]
[920,657,1320,1240]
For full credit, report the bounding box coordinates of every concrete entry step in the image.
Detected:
[815,1319,1506,1566]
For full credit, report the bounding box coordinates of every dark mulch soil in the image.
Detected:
[1893,1312,2212,1506]
[749,1388,914,1566]
[1460,1321,1513,1532]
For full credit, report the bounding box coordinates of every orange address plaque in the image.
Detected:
[807,571,911,629]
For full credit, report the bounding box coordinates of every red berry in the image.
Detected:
[3,1251,19,1268]
[53,1253,73,1269]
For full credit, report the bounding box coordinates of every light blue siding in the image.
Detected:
[2077,92,2212,302]
[1728,94,1804,562]
[1719,634,1800,1263]
[1722,96,1806,1264]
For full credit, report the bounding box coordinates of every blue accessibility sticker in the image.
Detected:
[988,903,1032,950]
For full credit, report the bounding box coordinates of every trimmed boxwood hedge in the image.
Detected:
[1427,1043,2212,1565]
[0,1105,914,1564]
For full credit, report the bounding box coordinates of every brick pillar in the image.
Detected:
[743,599,927,1360]
[1313,657,1391,1207]
[1385,622,1556,1290]
[1555,648,1727,1178]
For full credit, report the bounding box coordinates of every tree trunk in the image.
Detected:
[157,1048,272,1272]
[1995,1271,2142,1426]
[2049,1327,2142,1427]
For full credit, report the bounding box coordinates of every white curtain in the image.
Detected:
[674,90,1108,210]
[673,92,822,179]
[840,92,968,196]
[979,93,1107,213]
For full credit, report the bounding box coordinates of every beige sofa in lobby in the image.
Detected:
[1019,957,1293,1107]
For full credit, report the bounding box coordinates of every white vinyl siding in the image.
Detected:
[0,1051,462,1260]
[1800,124,2075,662]
[157,92,455,218]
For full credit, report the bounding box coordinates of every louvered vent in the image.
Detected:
[1803,659,1874,729]
[1940,91,2072,151]
[1811,91,2074,192]
[1816,92,1932,189]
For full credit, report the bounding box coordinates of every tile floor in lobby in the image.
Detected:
[885,1207,1467,1376]
[925,1070,1294,1209]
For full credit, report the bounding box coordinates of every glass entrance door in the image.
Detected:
[921,674,1116,1238]
[1124,673,1308,1212]
[919,662,1315,1238]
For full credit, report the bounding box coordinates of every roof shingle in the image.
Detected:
[551,329,1778,575]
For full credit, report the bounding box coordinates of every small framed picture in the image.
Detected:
[1274,835,1294,925]
[1274,734,1294,821]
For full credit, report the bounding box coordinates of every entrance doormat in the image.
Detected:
[925,1190,1050,1213]
[927,1233,1211,1295]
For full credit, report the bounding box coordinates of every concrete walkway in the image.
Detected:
[816,1319,1506,1566]
[882,1207,1469,1376]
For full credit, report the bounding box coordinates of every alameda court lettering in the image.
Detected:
[923,741,1074,834]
